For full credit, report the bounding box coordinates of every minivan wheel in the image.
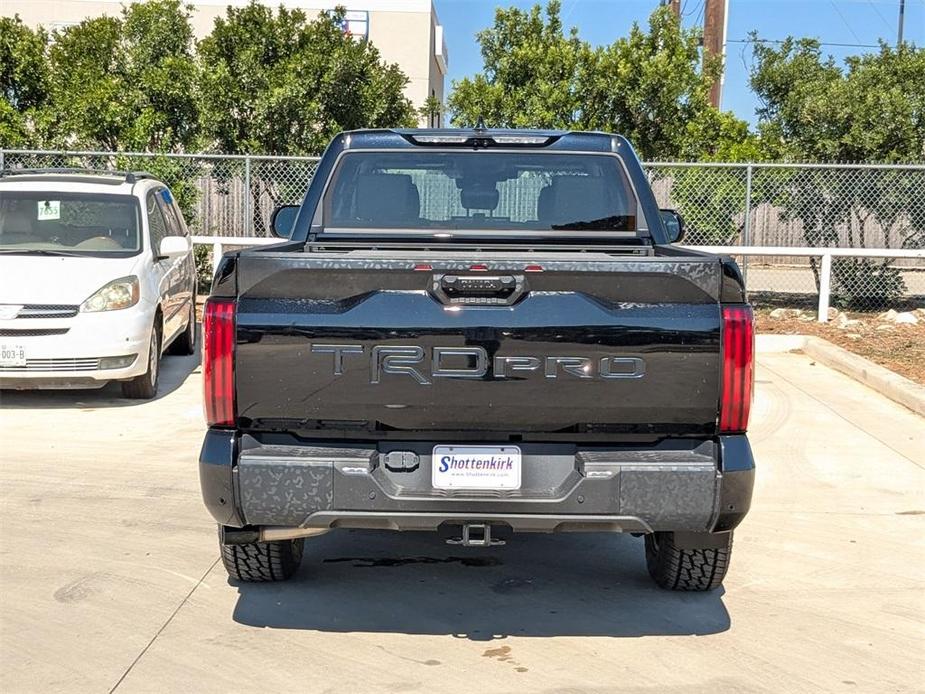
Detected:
[644,531,733,591]
[122,324,160,399]
[221,538,304,582]
[167,295,196,356]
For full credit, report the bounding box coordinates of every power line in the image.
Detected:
[866,0,894,33]
[728,38,882,48]
[683,0,704,18]
[829,0,864,44]
[562,0,582,24]
[694,0,706,25]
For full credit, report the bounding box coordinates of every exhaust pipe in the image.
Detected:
[221,525,330,545]
[261,526,330,542]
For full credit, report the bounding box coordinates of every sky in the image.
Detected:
[432,0,925,125]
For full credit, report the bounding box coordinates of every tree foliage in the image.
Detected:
[751,38,925,163]
[448,1,747,161]
[196,5,416,155]
[0,17,50,147]
[46,0,199,151]
[0,1,416,155]
[448,2,588,131]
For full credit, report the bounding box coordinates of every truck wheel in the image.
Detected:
[220,538,304,582]
[121,324,160,399]
[644,531,732,591]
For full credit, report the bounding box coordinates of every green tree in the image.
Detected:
[448,2,746,161]
[196,2,416,233]
[418,94,444,127]
[47,16,126,149]
[749,38,925,306]
[196,3,416,155]
[751,38,925,163]
[46,0,199,151]
[448,1,589,131]
[120,0,200,150]
[662,110,767,244]
[0,16,50,147]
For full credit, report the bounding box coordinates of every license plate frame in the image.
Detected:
[432,445,522,491]
[0,344,26,367]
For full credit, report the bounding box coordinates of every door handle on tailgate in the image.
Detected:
[432,274,527,306]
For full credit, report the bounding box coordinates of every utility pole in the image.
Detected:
[702,0,729,108]
[897,0,905,46]
[660,0,681,16]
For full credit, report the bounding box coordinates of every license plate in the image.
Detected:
[0,344,26,367]
[432,445,522,490]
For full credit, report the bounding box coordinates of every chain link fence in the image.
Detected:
[648,162,925,311]
[2,150,923,311]
[0,150,321,237]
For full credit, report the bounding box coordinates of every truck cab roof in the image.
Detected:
[337,128,636,154]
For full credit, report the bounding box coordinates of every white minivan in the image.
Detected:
[0,170,197,399]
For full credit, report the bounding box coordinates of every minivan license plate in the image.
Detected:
[432,446,522,490]
[0,344,26,367]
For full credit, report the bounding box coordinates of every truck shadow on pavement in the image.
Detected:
[231,529,730,639]
[0,332,200,410]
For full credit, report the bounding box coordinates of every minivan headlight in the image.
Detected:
[80,276,140,312]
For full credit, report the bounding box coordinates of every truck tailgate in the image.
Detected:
[232,251,723,436]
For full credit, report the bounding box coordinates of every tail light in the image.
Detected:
[203,298,236,426]
[720,305,754,433]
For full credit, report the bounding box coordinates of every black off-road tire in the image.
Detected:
[167,295,196,356]
[121,323,160,399]
[221,538,304,582]
[644,531,733,591]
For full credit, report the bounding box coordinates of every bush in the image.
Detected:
[831,258,907,310]
[194,244,213,293]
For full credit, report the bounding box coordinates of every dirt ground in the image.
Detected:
[756,308,925,385]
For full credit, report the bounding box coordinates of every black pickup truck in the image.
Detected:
[199,128,755,591]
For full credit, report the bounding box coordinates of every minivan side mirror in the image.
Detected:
[270,205,300,239]
[659,209,685,244]
[158,235,190,259]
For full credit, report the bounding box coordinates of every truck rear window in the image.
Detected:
[323,151,639,234]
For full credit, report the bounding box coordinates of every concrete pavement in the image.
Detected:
[1,348,923,694]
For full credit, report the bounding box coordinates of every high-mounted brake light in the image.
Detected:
[203,298,236,427]
[719,305,754,433]
[411,135,470,144]
[490,135,552,145]
[408,134,554,146]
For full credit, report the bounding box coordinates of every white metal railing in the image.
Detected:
[191,235,279,272]
[189,236,925,323]
[687,246,925,321]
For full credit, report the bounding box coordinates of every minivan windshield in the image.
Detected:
[323,151,639,235]
[0,192,141,257]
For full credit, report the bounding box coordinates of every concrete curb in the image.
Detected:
[757,333,925,417]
